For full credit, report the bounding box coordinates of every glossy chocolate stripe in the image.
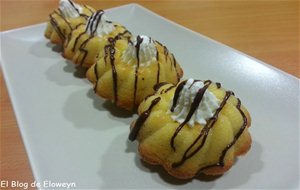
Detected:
[72,31,86,51]
[197,98,248,172]
[128,97,161,141]
[170,80,187,112]
[172,91,232,168]
[92,10,104,35]
[55,10,72,30]
[156,57,161,84]
[133,36,144,107]
[109,46,118,103]
[83,5,94,14]
[68,0,80,13]
[75,37,92,66]
[163,46,169,62]
[89,11,101,34]
[163,85,176,94]
[170,84,209,151]
[171,54,181,82]
[49,14,65,41]
[85,11,94,32]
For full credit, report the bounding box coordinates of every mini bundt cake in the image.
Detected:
[129,78,252,179]
[63,10,132,68]
[86,35,183,110]
[44,0,94,45]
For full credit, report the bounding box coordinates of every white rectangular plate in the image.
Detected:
[1,3,299,189]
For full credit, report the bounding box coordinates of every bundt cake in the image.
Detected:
[86,35,183,110]
[44,0,95,45]
[63,10,131,68]
[129,78,252,179]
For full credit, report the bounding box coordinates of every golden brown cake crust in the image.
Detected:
[129,80,252,179]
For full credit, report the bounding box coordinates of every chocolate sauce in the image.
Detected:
[197,98,247,172]
[170,81,187,112]
[83,5,94,14]
[49,6,84,43]
[72,31,85,51]
[129,79,248,172]
[91,30,131,101]
[75,37,90,66]
[156,57,161,84]
[163,85,176,94]
[153,82,168,91]
[74,11,104,65]
[154,44,160,86]
[93,63,99,92]
[109,46,118,103]
[128,97,161,141]
[170,84,209,151]
[133,36,144,107]
[91,10,104,35]
[89,12,99,33]
[49,14,65,42]
[163,46,169,62]
[56,9,72,30]
[172,90,232,168]
[171,54,181,82]
[68,0,80,14]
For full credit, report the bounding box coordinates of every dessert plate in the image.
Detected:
[1,3,299,189]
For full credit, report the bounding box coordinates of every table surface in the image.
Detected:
[0,0,299,187]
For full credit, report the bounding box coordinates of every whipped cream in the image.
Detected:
[86,11,115,37]
[59,0,82,18]
[170,79,220,127]
[122,35,157,67]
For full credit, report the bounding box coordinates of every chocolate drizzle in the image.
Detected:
[129,79,249,173]
[170,82,210,151]
[109,46,118,103]
[67,0,80,14]
[93,63,99,92]
[49,13,66,42]
[133,35,144,107]
[71,10,103,52]
[93,31,131,101]
[49,1,92,43]
[197,98,248,172]
[163,46,169,62]
[89,10,104,35]
[83,5,94,15]
[153,82,168,91]
[75,32,130,67]
[170,81,187,112]
[172,90,232,168]
[49,10,73,42]
[163,85,176,94]
[156,46,161,84]
[72,31,86,51]
[129,97,161,141]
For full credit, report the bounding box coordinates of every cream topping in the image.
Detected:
[122,35,157,67]
[170,79,220,126]
[59,0,82,18]
[85,10,115,37]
